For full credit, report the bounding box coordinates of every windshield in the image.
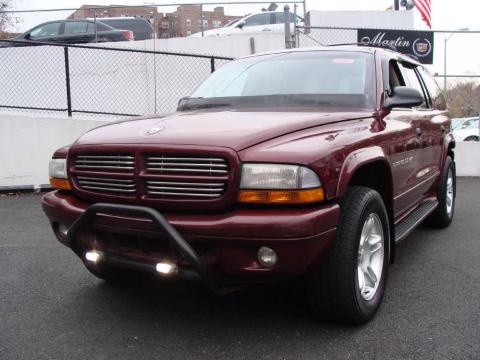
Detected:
[182,51,375,111]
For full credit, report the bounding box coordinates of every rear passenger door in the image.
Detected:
[60,21,95,44]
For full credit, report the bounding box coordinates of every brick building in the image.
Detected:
[68,4,158,21]
[156,5,241,38]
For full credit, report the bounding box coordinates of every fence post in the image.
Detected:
[64,46,73,117]
[200,4,204,37]
[284,5,291,49]
[210,57,215,73]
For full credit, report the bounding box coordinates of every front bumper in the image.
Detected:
[42,191,340,288]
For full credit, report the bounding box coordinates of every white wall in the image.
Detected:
[0,113,112,189]
[0,113,477,190]
[455,142,480,177]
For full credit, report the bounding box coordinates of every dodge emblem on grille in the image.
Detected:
[145,126,165,135]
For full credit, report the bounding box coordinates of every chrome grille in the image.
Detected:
[77,176,136,194]
[146,180,226,199]
[146,155,228,175]
[75,154,135,171]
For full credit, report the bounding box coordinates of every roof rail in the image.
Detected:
[326,42,397,52]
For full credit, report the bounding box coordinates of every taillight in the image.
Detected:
[123,31,134,41]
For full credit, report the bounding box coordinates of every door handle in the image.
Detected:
[416,128,422,139]
[262,28,272,31]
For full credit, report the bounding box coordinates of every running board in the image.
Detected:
[394,199,438,243]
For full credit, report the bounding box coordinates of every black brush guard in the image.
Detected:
[66,203,222,293]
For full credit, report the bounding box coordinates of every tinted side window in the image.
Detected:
[244,14,271,27]
[29,22,62,38]
[399,63,428,109]
[64,22,89,35]
[417,67,447,110]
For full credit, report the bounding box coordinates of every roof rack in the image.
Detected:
[326,42,397,52]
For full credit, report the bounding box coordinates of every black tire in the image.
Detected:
[86,263,140,286]
[307,186,390,325]
[426,156,456,228]
[464,136,479,142]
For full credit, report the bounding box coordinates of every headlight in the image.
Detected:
[49,158,71,190]
[49,158,67,179]
[238,163,324,204]
[240,163,321,189]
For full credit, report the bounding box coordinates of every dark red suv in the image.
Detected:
[42,46,456,324]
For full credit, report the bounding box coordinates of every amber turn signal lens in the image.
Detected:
[49,177,72,191]
[238,188,325,204]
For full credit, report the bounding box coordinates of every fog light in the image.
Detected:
[257,247,277,268]
[85,250,103,263]
[58,223,69,238]
[156,262,178,276]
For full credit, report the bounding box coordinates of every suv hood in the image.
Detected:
[74,109,373,151]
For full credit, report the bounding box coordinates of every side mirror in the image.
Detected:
[384,86,424,109]
[24,33,31,40]
[236,21,245,29]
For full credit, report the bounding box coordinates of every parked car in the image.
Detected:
[42,46,456,325]
[9,19,133,45]
[93,17,154,40]
[189,11,303,37]
[452,117,479,142]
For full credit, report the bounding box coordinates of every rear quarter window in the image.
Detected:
[417,67,447,110]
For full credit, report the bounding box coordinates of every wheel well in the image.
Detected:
[348,161,395,262]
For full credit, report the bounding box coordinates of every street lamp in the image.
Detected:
[444,28,469,92]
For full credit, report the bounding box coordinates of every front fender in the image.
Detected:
[336,146,390,198]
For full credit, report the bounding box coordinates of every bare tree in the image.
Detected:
[444,81,480,118]
[0,0,18,39]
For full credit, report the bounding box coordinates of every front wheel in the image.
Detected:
[307,186,390,324]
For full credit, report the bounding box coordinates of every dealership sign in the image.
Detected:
[357,29,434,64]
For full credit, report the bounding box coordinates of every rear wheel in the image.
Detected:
[426,156,455,228]
[307,186,390,324]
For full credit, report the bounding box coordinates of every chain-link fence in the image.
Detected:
[0,39,233,117]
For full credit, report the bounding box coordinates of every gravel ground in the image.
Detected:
[0,178,479,360]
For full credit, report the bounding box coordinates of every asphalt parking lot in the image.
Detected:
[1,178,479,360]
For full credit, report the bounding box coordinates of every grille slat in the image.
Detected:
[76,175,136,195]
[146,155,229,175]
[75,154,135,171]
[145,180,226,199]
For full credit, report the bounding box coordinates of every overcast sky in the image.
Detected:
[7,0,480,75]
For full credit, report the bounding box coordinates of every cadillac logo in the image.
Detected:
[412,38,432,58]
[145,126,165,135]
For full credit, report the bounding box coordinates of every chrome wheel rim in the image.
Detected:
[357,213,384,301]
[446,169,454,216]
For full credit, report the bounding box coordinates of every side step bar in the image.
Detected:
[67,203,222,293]
[395,199,438,243]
